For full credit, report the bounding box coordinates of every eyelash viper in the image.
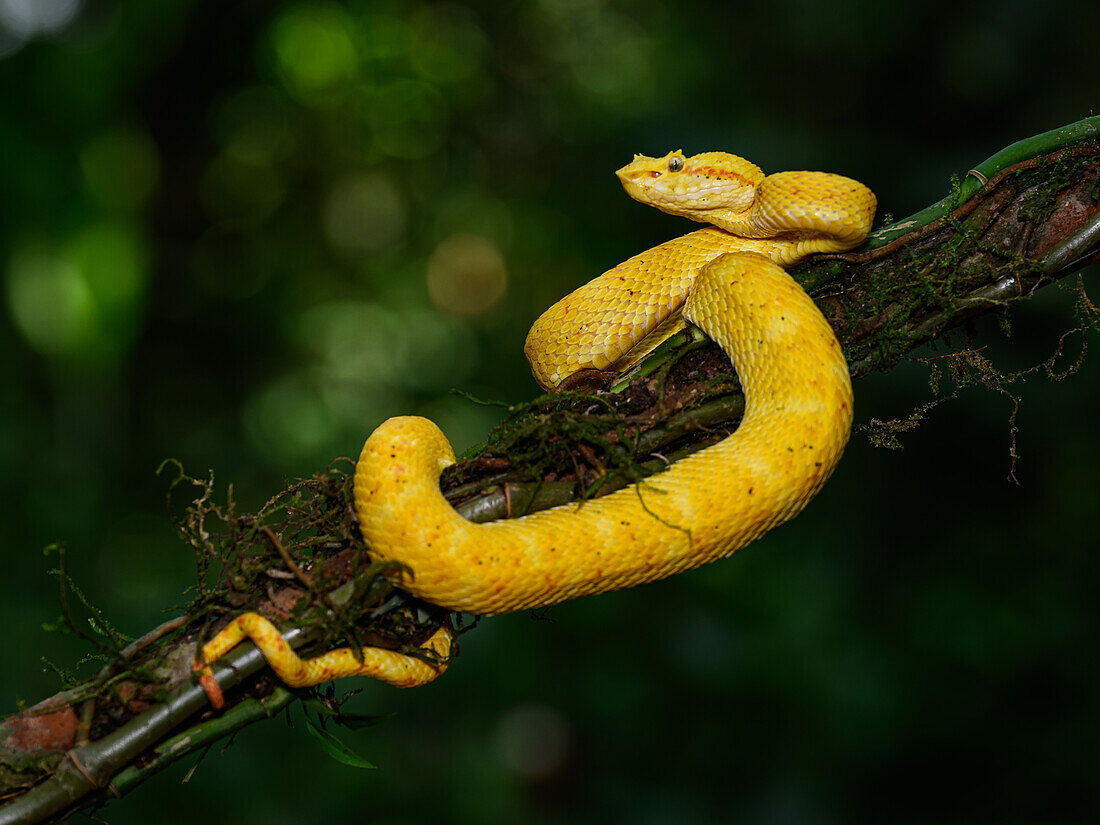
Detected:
[194,150,876,703]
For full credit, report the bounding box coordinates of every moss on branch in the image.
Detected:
[4,117,1100,824]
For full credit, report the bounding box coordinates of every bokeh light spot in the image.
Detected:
[300,300,407,388]
[427,234,508,317]
[269,2,358,100]
[6,246,95,357]
[244,371,337,465]
[494,703,570,780]
[5,222,147,360]
[322,172,407,255]
[299,300,477,394]
[69,222,147,317]
[0,0,81,38]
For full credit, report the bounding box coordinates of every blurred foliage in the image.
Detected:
[0,1,1097,823]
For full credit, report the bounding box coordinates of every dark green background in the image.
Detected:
[2,1,1097,823]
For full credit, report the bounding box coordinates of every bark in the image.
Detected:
[2,117,1099,825]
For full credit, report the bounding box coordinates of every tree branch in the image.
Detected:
[2,116,1099,824]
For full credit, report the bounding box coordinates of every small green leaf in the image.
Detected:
[304,716,376,769]
[333,711,394,730]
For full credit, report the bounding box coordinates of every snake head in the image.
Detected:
[616,151,766,224]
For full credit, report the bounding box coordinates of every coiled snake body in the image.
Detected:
[196,151,876,698]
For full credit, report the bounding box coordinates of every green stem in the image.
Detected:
[109,687,298,796]
[865,115,1100,249]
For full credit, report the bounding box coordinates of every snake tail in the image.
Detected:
[194,615,452,703]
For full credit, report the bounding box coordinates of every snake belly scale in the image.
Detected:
[195,150,875,696]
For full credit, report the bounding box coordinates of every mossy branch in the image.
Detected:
[443,118,1100,518]
[3,116,1100,825]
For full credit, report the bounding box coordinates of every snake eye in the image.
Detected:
[668,156,684,172]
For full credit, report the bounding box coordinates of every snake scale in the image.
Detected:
[195,151,876,701]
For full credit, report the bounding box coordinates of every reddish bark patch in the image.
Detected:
[1032,182,1100,258]
[2,703,78,752]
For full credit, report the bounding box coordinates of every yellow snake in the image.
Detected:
[195,151,876,700]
